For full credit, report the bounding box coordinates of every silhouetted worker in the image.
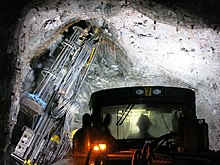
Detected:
[136,114,153,138]
[72,113,93,154]
[102,113,112,135]
[101,113,118,152]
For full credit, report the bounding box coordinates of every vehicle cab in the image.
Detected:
[88,86,209,164]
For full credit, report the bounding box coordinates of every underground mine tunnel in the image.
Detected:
[1,0,220,164]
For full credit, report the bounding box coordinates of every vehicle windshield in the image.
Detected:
[100,103,187,140]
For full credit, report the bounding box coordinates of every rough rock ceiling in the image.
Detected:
[1,0,220,163]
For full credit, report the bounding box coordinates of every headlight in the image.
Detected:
[152,88,162,95]
[92,142,106,151]
[135,89,145,95]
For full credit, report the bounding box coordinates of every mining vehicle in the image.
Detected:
[72,86,220,165]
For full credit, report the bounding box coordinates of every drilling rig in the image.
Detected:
[11,21,101,165]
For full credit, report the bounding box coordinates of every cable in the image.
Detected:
[131,149,143,165]
[160,113,172,132]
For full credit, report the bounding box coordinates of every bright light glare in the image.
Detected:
[93,144,106,151]
[93,145,100,151]
[99,144,106,150]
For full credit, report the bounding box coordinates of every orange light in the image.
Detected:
[98,144,106,150]
[93,145,100,151]
[93,144,106,151]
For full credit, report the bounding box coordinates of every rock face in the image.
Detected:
[1,0,220,164]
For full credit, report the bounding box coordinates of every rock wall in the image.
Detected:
[1,0,220,164]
